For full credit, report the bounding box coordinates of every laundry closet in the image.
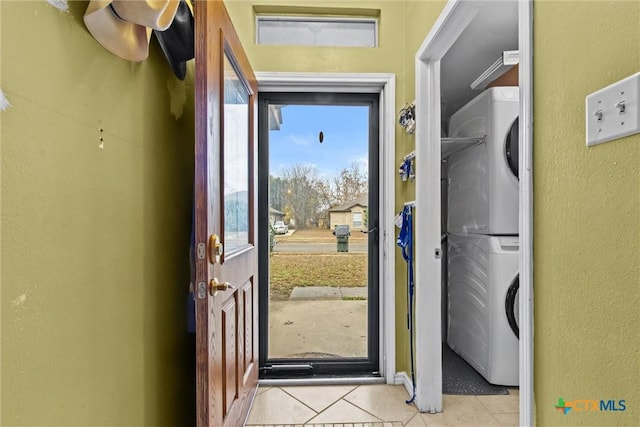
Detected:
[440,0,520,387]
[408,0,526,414]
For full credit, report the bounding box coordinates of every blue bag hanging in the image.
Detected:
[397,205,416,404]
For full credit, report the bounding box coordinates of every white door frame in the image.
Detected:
[256,72,397,383]
[414,1,534,425]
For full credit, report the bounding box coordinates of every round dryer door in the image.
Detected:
[505,117,519,179]
[505,275,520,339]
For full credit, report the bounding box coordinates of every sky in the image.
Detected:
[269,104,369,179]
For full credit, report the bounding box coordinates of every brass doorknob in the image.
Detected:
[209,234,224,264]
[209,277,235,295]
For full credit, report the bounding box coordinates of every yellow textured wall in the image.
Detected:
[534,1,639,425]
[225,0,445,375]
[1,1,195,425]
[3,2,636,424]
[398,0,446,374]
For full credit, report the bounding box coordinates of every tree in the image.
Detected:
[315,178,335,227]
[281,164,322,229]
[271,162,369,230]
[269,175,287,212]
[332,162,368,206]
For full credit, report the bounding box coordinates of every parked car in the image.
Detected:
[273,220,288,234]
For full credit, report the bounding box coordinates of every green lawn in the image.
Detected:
[269,252,367,300]
[268,228,369,300]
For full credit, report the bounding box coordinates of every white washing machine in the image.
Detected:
[447,86,519,235]
[447,233,519,386]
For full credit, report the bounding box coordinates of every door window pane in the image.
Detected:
[223,52,250,252]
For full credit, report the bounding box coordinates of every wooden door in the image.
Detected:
[194,1,258,426]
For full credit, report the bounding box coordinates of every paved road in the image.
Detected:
[273,241,367,253]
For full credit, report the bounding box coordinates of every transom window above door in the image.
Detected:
[256,15,378,47]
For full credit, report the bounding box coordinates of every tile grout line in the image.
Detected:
[247,385,375,426]
[475,392,520,416]
[275,386,320,424]
[403,412,424,427]
[486,411,505,427]
[333,384,361,404]
[341,387,419,424]
[472,394,506,422]
[277,384,363,424]
[339,387,390,423]
[248,386,518,426]
[307,398,386,425]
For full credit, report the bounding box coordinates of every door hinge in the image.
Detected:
[197,282,207,299]
[197,243,206,260]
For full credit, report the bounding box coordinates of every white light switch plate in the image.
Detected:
[586,72,640,146]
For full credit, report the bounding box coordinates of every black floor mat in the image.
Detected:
[442,343,508,395]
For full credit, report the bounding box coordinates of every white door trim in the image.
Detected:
[518,2,534,424]
[256,72,397,383]
[413,0,483,413]
[414,1,534,425]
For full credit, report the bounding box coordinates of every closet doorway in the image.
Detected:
[257,92,380,378]
[413,0,533,425]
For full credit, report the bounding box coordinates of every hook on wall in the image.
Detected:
[399,102,416,135]
[399,151,415,182]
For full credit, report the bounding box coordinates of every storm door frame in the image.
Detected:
[257,92,380,379]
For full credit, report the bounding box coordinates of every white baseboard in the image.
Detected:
[394,371,414,399]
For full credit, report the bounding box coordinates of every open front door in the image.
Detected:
[194,1,258,426]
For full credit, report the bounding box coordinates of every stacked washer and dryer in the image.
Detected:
[445,86,520,386]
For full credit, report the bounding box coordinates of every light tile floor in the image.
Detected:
[247,384,519,427]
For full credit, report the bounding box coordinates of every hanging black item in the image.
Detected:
[154,0,194,80]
